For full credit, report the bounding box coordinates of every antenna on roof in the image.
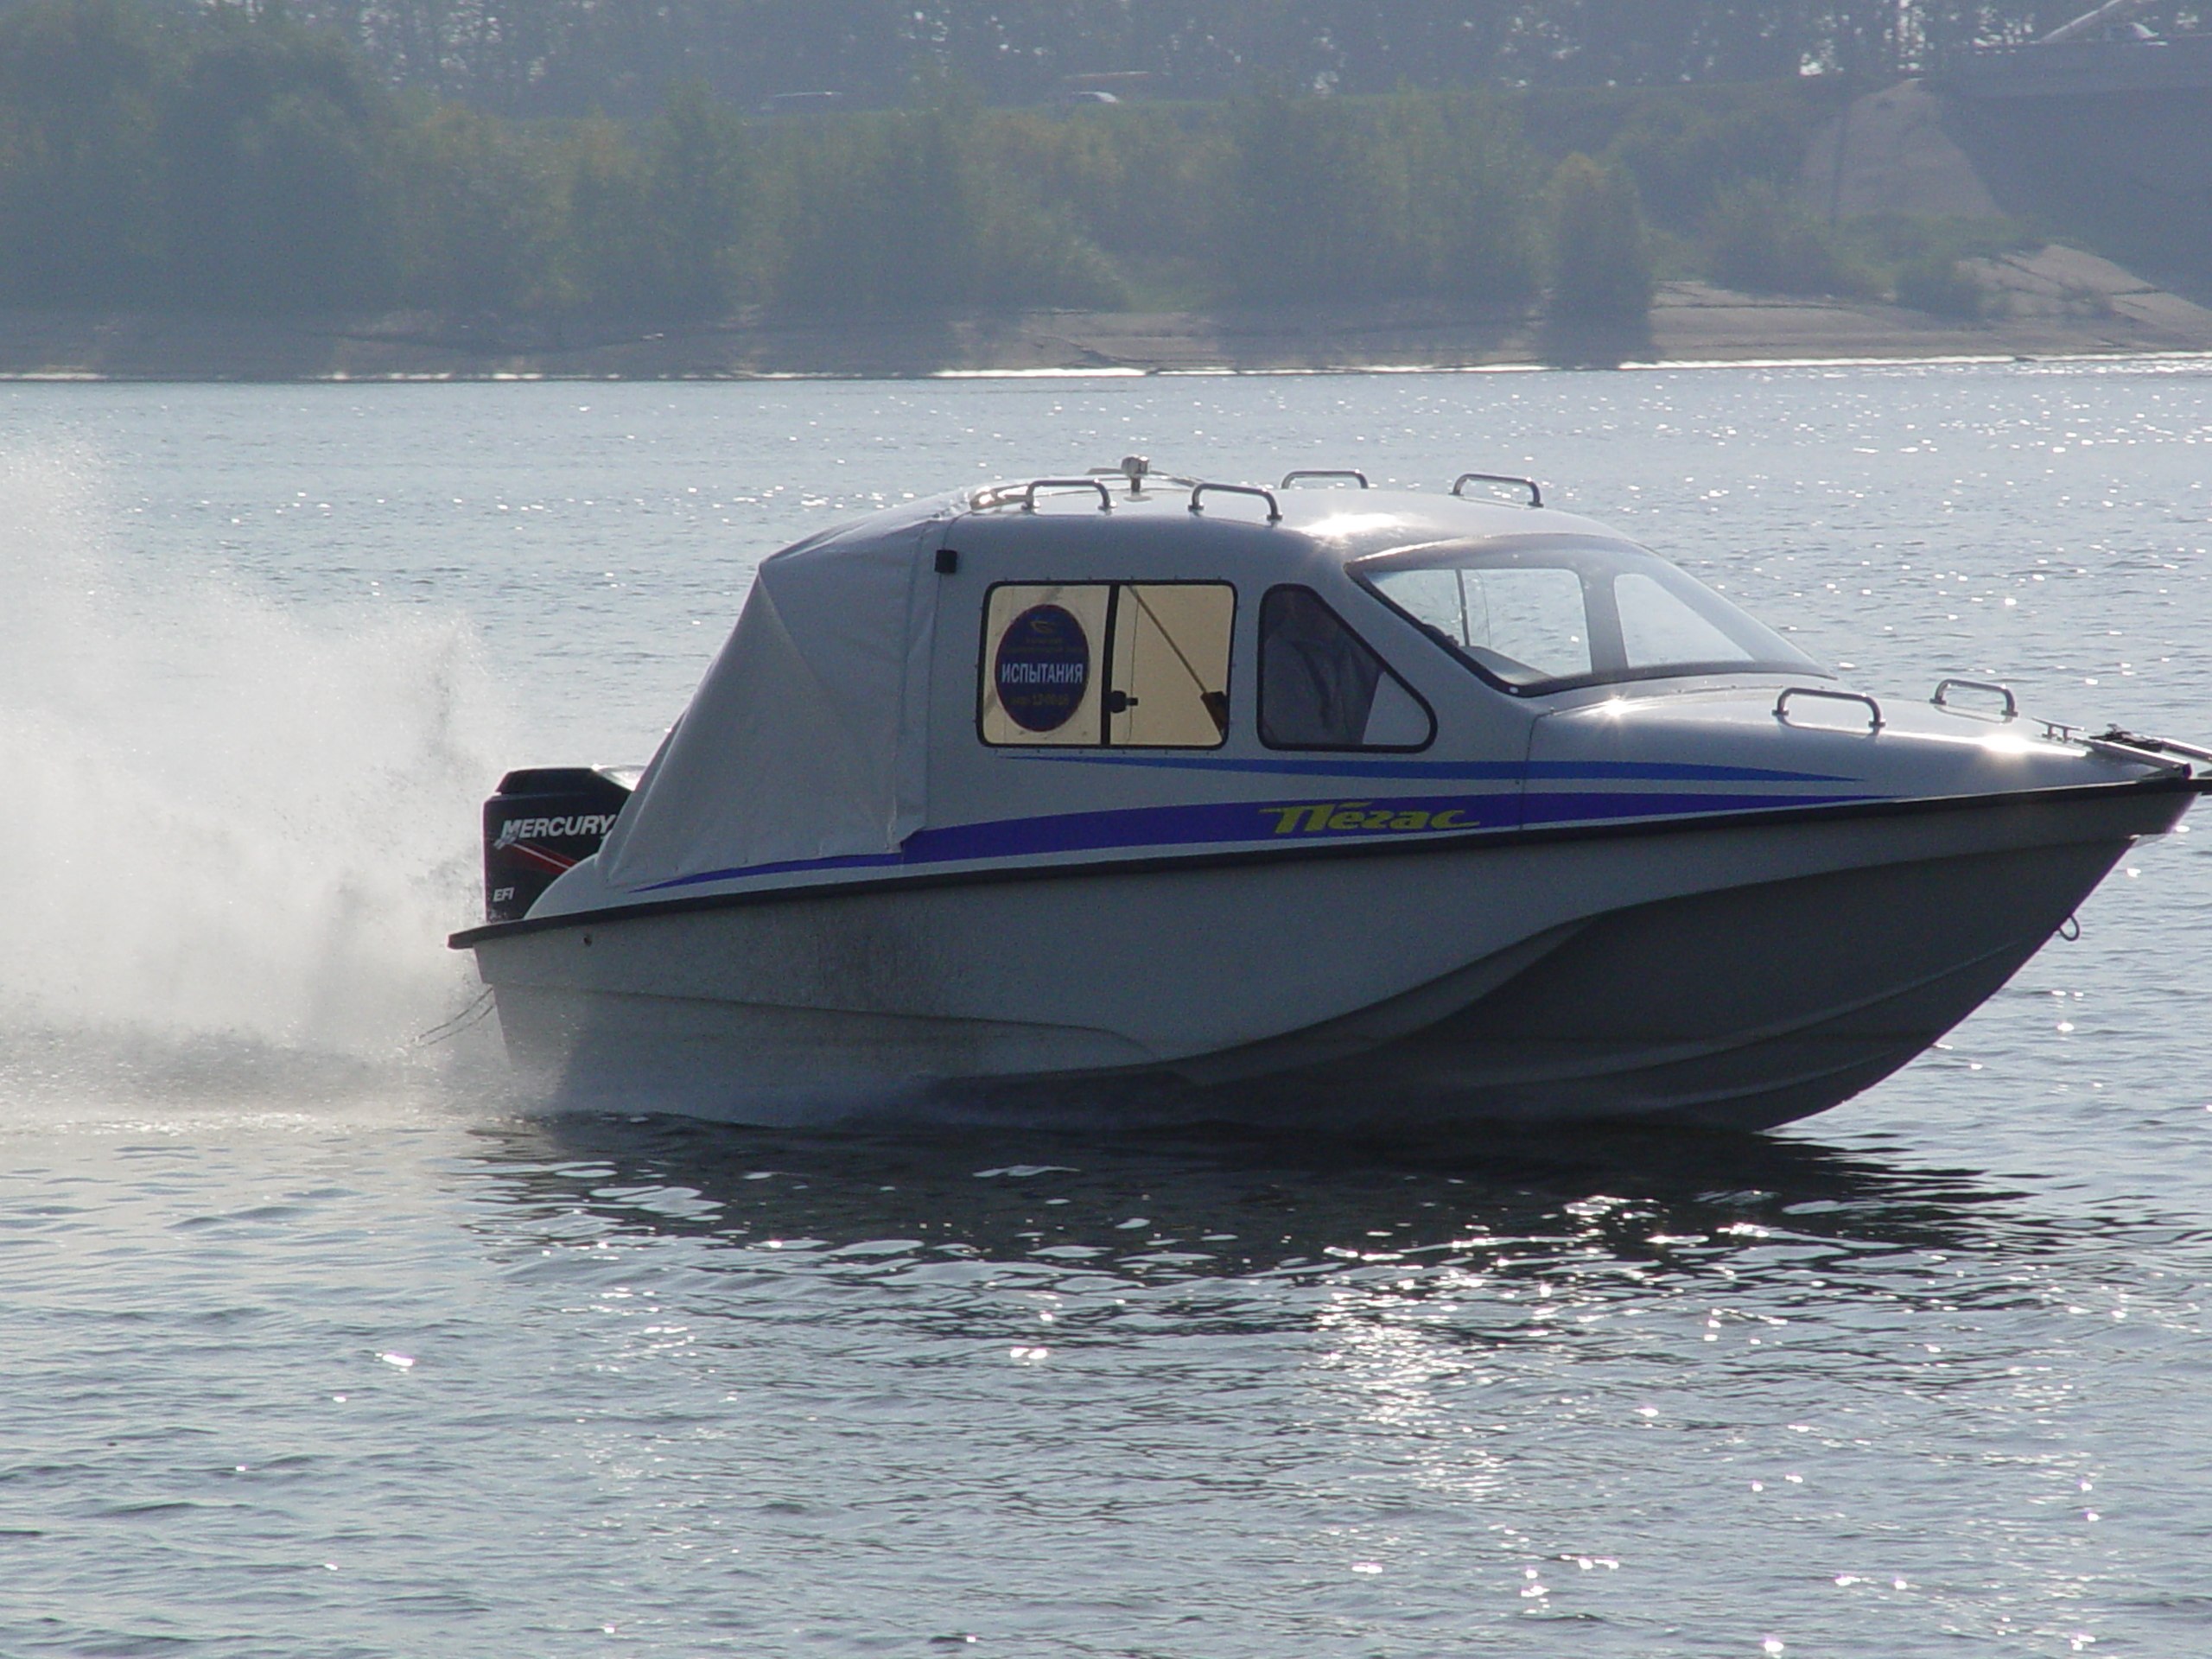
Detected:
[1088,455,1151,497]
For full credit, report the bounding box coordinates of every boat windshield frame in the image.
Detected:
[1351,532,1828,696]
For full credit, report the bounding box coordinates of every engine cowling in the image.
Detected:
[481,766,635,922]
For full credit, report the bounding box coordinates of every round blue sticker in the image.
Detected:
[995,604,1090,732]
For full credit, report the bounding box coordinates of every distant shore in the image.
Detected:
[5,256,2209,381]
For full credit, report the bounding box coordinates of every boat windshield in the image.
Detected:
[1355,534,1824,694]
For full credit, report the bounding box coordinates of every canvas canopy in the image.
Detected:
[594,503,948,891]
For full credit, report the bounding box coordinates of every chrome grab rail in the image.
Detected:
[1279,468,1370,488]
[1020,478,1114,513]
[1931,677,2018,719]
[1451,472,1542,508]
[1776,686,1883,732]
[1188,481,1281,524]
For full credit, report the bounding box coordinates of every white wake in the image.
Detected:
[0,443,514,1106]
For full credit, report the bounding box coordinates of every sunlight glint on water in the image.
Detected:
[0,365,2208,1658]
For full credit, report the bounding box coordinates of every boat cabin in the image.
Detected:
[508,464,2094,921]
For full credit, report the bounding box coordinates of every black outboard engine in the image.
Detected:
[482,766,636,922]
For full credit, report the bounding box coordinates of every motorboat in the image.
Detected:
[451,460,2209,1132]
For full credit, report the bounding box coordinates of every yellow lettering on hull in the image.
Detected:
[1255,801,1484,839]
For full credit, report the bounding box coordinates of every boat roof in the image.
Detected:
[929,472,1631,564]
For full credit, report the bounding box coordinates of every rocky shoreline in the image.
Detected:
[4,249,2208,381]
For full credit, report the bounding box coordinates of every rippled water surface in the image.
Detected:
[4,363,2210,1656]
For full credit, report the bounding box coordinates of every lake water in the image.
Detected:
[3,362,2209,1656]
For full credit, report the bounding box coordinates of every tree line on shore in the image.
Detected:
[0,0,2029,324]
[264,0,2210,118]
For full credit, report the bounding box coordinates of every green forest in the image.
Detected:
[0,0,2075,323]
[219,0,2212,116]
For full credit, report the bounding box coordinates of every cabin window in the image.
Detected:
[1357,534,1821,695]
[1376,564,1591,683]
[1616,571,1760,671]
[1258,587,1434,752]
[979,582,1233,748]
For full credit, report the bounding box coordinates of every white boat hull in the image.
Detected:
[469,779,2192,1133]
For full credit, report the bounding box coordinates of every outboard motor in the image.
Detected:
[482,766,636,922]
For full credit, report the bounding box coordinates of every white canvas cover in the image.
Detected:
[595,505,947,890]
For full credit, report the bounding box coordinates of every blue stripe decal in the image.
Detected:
[645,850,910,887]
[1008,752,1855,784]
[637,785,1882,893]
